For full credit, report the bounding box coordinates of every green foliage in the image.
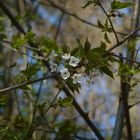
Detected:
[21,64,39,80]
[55,119,78,140]
[0,16,7,41]
[119,64,139,76]
[0,126,18,140]
[97,20,112,32]
[11,31,35,49]
[57,97,73,107]
[99,66,114,79]
[0,0,139,139]
[104,32,111,43]
[37,102,47,114]
[74,39,84,58]
[37,36,61,55]
[87,45,107,64]
[111,1,133,10]
[0,123,26,140]
[0,95,8,106]
[128,38,137,52]
[84,38,91,55]
[66,78,81,93]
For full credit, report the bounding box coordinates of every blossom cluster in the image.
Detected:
[48,50,83,84]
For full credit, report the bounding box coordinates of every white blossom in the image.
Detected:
[61,68,70,80]
[72,73,82,84]
[62,53,70,60]
[50,50,58,57]
[49,50,58,62]
[69,56,80,67]
[50,62,57,73]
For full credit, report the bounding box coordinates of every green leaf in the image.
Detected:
[75,39,84,58]
[0,96,8,106]
[24,31,35,41]
[84,38,91,55]
[100,66,114,79]
[98,20,104,29]
[12,35,26,49]
[71,47,79,56]
[100,41,107,50]
[57,97,73,107]
[38,36,60,54]
[37,102,47,114]
[128,38,137,52]
[104,33,111,43]
[111,1,133,10]
[87,46,106,64]
[21,64,39,80]
[55,119,77,139]
[0,33,7,41]
[66,78,81,93]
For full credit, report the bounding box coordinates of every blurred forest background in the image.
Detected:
[0,0,140,140]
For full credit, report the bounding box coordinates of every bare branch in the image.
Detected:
[0,74,57,94]
[44,0,140,37]
[129,101,140,109]
[110,53,140,65]
[108,27,140,52]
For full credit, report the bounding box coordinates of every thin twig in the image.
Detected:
[54,0,67,41]
[97,0,119,43]
[111,53,140,65]
[108,26,140,52]
[0,63,17,74]
[0,74,57,94]
[3,39,41,52]
[25,89,61,139]
[0,43,46,61]
[45,0,140,37]
[129,100,140,109]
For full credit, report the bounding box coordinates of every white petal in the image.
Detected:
[62,53,70,60]
[61,68,70,80]
[69,56,80,67]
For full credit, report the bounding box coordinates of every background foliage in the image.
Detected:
[0,0,140,140]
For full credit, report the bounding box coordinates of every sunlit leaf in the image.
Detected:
[111,1,133,10]
[57,97,73,107]
[104,33,111,43]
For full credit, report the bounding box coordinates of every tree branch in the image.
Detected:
[108,26,140,52]
[45,0,139,37]
[129,100,140,109]
[97,0,119,43]
[0,74,56,94]
[110,53,140,65]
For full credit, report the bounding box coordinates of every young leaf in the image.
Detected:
[84,38,91,55]
[100,41,107,50]
[57,97,73,107]
[87,47,106,64]
[21,64,39,80]
[0,96,8,106]
[98,20,105,29]
[104,33,111,43]
[111,1,133,10]
[75,39,84,58]
[100,66,114,79]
